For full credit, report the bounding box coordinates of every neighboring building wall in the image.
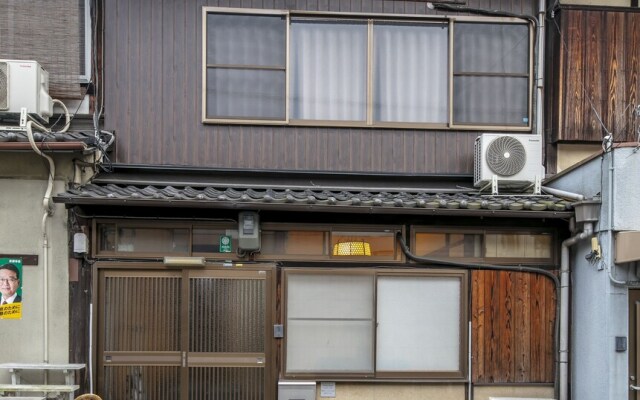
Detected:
[556,144,600,172]
[545,7,640,173]
[547,146,640,399]
[0,153,72,383]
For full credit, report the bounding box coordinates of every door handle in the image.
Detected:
[630,385,640,391]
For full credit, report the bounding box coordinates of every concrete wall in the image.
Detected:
[0,153,74,384]
[305,383,554,400]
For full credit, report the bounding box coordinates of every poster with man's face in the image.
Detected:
[0,257,23,319]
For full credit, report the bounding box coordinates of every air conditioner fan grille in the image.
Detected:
[486,136,527,177]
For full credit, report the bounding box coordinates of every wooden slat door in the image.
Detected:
[97,266,275,400]
[185,269,273,400]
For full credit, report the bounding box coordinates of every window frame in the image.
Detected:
[449,18,534,129]
[283,268,469,381]
[410,226,557,266]
[256,223,404,262]
[202,7,533,131]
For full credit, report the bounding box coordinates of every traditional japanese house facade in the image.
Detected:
[4,0,626,399]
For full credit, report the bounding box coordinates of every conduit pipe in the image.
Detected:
[536,0,545,140]
[396,233,561,400]
[541,186,585,202]
[559,221,594,400]
[26,120,56,371]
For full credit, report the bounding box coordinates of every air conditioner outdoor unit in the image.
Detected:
[0,59,53,124]
[474,133,544,192]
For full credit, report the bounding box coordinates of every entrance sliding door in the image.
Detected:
[97,266,274,400]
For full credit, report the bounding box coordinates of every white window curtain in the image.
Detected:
[290,20,367,121]
[373,23,448,123]
[376,275,461,372]
[285,273,374,373]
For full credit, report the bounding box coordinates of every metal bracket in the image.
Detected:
[19,107,27,127]
[533,175,542,195]
[491,175,499,195]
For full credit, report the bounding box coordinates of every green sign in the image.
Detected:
[219,235,232,253]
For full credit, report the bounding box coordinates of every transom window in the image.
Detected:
[203,8,532,130]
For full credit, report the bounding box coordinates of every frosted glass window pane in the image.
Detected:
[290,20,367,121]
[373,23,448,123]
[206,68,285,120]
[261,231,328,256]
[286,273,374,373]
[207,13,286,66]
[485,233,552,259]
[453,76,528,125]
[454,23,529,74]
[286,320,374,373]
[287,274,374,319]
[376,276,461,371]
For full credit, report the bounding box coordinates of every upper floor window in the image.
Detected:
[203,8,532,130]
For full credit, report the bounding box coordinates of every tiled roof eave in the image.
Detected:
[53,184,575,219]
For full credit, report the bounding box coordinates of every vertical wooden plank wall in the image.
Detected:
[557,9,640,143]
[472,270,556,384]
[103,0,536,173]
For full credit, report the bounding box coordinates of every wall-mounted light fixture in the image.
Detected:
[333,241,371,256]
[163,256,206,267]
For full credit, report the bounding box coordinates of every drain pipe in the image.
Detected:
[559,200,600,400]
[26,120,56,375]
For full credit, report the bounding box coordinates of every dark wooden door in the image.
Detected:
[97,267,275,400]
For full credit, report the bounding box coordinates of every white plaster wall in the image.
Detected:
[0,154,72,384]
[559,0,633,6]
[612,148,640,231]
[314,383,465,400]
[473,384,554,400]
[548,147,638,399]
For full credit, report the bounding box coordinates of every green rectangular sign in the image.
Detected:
[219,235,232,253]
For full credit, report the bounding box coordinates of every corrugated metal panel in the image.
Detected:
[189,278,265,353]
[104,275,182,351]
[103,366,181,400]
[189,367,264,400]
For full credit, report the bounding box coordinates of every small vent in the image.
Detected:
[0,62,7,110]
[485,135,527,177]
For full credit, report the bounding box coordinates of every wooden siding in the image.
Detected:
[103,0,535,173]
[552,9,640,143]
[471,270,556,383]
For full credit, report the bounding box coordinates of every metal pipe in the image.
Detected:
[559,221,593,400]
[541,186,585,201]
[536,0,545,142]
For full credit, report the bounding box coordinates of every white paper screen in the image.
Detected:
[286,273,374,373]
[376,275,461,371]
